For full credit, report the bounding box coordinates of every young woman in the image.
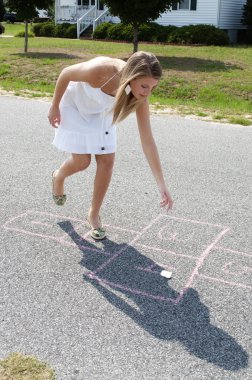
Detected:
[48,51,173,240]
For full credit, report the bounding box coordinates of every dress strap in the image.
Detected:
[100,71,119,89]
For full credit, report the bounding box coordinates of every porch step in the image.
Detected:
[80,25,93,39]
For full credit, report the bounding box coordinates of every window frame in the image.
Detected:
[172,0,197,11]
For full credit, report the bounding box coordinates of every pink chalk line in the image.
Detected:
[135,262,174,274]
[25,210,139,234]
[5,210,251,302]
[86,273,179,304]
[158,228,182,242]
[2,211,112,256]
[135,243,197,260]
[198,274,252,290]
[181,227,230,291]
[159,214,229,229]
[85,214,189,303]
[214,246,252,258]
[222,262,252,276]
[83,215,233,303]
[89,214,162,277]
[2,209,139,251]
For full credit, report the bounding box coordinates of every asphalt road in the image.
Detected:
[0,96,251,380]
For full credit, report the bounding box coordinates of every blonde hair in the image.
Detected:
[112,51,162,124]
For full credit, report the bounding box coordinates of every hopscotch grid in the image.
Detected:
[180,228,230,291]
[28,210,140,234]
[2,226,112,256]
[89,214,163,277]
[2,211,140,256]
[2,212,113,256]
[3,210,140,236]
[2,210,251,303]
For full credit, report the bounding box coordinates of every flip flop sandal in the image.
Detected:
[89,226,106,240]
[87,217,106,240]
[52,171,66,206]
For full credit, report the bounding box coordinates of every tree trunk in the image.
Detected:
[133,23,139,53]
[24,20,28,53]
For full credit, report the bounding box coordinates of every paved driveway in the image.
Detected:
[0,96,251,379]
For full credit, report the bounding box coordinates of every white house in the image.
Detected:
[55,0,247,42]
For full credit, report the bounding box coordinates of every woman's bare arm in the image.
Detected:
[136,100,173,210]
[48,58,109,127]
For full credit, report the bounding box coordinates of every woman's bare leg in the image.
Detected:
[53,153,91,196]
[88,153,115,229]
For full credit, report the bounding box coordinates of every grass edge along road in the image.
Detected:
[0,22,252,126]
[0,352,56,380]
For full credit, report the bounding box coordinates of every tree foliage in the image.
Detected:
[241,0,252,27]
[7,0,52,20]
[6,0,53,52]
[0,0,6,21]
[102,0,174,51]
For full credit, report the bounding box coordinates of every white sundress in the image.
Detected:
[52,81,116,155]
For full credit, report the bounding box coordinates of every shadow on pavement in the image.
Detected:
[58,221,248,371]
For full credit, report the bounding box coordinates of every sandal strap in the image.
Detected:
[90,227,106,239]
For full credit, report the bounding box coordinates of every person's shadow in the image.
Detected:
[58,221,248,371]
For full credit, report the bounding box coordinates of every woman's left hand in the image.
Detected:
[159,185,173,212]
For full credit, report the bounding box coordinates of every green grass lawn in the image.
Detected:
[1,22,252,125]
[1,22,28,36]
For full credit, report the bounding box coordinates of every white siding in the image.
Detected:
[218,0,246,29]
[155,0,219,27]
[111,0,219,27]
[111,0,246,30]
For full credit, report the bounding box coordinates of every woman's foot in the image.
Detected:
[87,210,106,240]
[52,170,66,206]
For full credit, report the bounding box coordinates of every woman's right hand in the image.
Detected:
[48,105,61,128]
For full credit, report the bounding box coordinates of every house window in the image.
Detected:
[172,0,197,11]
[180,0,189,9]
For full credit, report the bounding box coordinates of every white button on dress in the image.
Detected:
[52,81,116,154]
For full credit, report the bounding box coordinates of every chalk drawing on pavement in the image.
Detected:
[2,211,252,303]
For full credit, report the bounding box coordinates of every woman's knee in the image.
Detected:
[72,154,91,172]
[96,153,115,171]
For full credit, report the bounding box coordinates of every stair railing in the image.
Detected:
[77,5,97,38]
[93,9,112,32]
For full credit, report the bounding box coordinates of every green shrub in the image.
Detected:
[205,29,229,45]
[92,22,229,45]
[138,22,159,42]
[93,22,113,39]
[31,23,43,36]
[156,25,178,42]
[15,31,35,37]
[93,21,177,43]
[32,22,76,39]
[40,22,55,37]
[121,24,133,42]
[245,30,252,43]
[55,22,71,38]
[107,23,125,40]
[64,24,77,38]
[106,23,133,42]
[168,24,229,45]
[139,23,178,43]
[0,22,5,34]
